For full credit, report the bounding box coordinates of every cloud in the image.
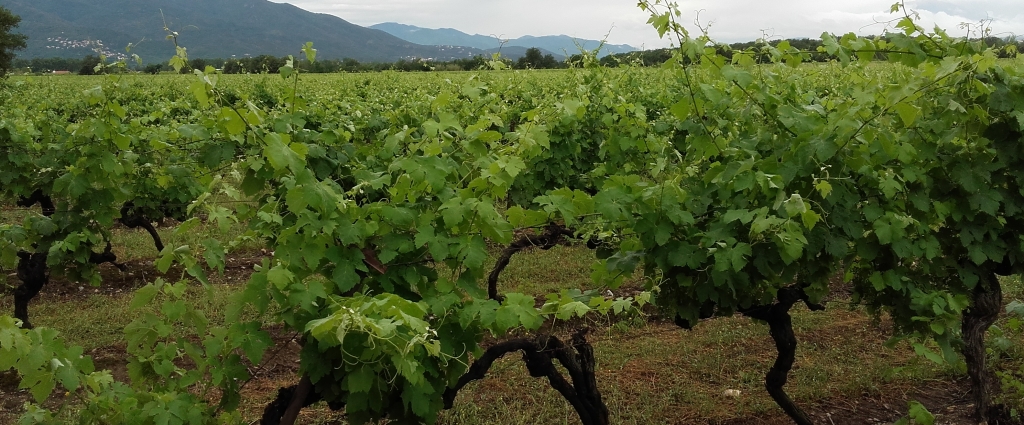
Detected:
[270,0,1024,46]
[272,0,686,48]
[671,0,1024,41]
[908,0,1024,37]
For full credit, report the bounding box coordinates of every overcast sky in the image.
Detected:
[269,0,1024,48]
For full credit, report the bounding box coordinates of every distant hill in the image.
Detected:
[370,23,636,58]
[1,0,493,62]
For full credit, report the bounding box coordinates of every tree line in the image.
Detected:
[593,36,1024,67]
[8,47,568,75]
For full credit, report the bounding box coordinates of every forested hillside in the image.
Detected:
[2,0,488,62]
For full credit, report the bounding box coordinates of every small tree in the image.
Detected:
[516,47,559,69]
[0,6,28,77]
[79,55,101,75]
[516,47,544,69]
[223,60,242,74]
[340,58,361,72]
[186,58,207,74]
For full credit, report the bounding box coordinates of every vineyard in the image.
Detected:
[2,2,1024,424]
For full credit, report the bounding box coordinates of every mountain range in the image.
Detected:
[370,23,635,58]
[2,0,636,63]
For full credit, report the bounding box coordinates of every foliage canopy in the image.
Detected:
[0,6,27,77]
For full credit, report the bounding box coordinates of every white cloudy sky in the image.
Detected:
[270,0,1024,48]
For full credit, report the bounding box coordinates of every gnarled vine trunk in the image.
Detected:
[13,245,124,329]
[14,251,48,329]
[741,287,824,425]
[487,223,574,301]
[260,330,607,425]
[444,329,609,425]
[120,203,165,252]
[260,375,323,425]
[961,272,1003,423]
[12,191,53,329]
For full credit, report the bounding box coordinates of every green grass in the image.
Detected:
[105,216,263,262]
[0,283,249,351]
[484,244,601,296]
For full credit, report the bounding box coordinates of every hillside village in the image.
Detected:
[43,37,129,61]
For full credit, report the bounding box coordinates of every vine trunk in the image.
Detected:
[961,272,1003,423]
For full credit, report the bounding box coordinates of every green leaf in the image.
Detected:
[894,103,920,127]
[202,238,226,272]
[723,209,755,224]
[775,222,807,263]
[730,243,752,271]
[130,283,161,310]
[968,244,988,265]
[494,293,543,331]
[556,301,590,320]
[874,219,894,245]
[461,236,488,270]
[113,134,131,150]
[54,361,81,391]
[267,267,293,290]
[347,365,375,393]
[155,248,176,273]
[782,194,807,217]
[912,343,945,364]
[220,107,246,135]
[240,169,267,196]
[302,42,318,63]
[879,174,902,199]
[505,206,549,228]
[382,206,416,228]
[721,65,753,88]
[460,299,500,329]
[814,181,833,198]
[232,322,271,365]
[189,81,210,107]
[907,401,935,425]
[28,372,55,404]
[263,133,304,172]
[161,299,187,321]
[670,99,692,120]
[654,221,672,246]
[801,210,821,230]
[1007,301,1024,318]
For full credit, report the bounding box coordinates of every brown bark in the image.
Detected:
[488,223,573,300]
[120,204,165,252]
[89,241,126,270]
[741,287,824,425]
[16,189,55,216]
[961,272,1003,423]
[13,193,56,326]
[13,251,48,329]
[260,375,323,425]
[444,329,609,425]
